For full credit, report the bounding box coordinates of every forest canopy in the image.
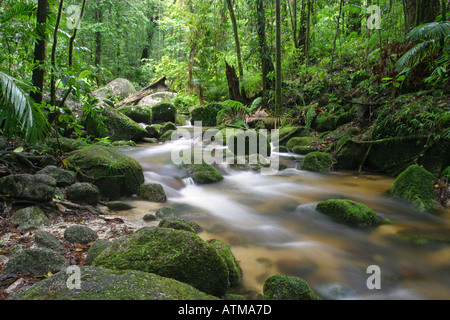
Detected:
[0,0,449,144]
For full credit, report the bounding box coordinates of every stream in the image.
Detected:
[117,124,450,300]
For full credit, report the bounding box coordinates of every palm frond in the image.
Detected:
[0,71,48,143]
[407,22,450,42]
[0,2,36,25]
[395,41,433,72]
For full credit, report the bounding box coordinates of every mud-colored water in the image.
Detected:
[117,127,450,300]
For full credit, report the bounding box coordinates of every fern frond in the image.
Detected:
[395,41,433,72]
[0,2,36,25]
[407,22,450,42]
[0,72,48,143]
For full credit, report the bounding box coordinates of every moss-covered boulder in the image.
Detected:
[159,129,175,143]
[11,206,51,231]
[116,105,152,124]
[208,239,242,286]
[301,152,333,172]
[152,102,177,123]
[389,165,437,212]
[8,266,218,300]
[263,274,321,300]
[138,183,167,202]
[93,78,136,101]
[35,231,66,252]
[64,145,144,200]
[191,103,223,127]
[92,227,231,296]
[227,130,271,157]
[84,104,148,142]
[286,137,323,153]
[270,125,311,146]
[1,248,69,276]
[316,199,379,227]
[181,156,224,185]
[67,182,100,206]
[155,206,179,219]
[334,138,367,170]
[315,114,338,132]
[111,140,137,148]
[0,174,56,202]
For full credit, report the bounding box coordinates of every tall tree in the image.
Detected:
[30,0,48,104]
[275,0,282,115]
[225,0,244,85]
[50,0,64,106]
[255,0,274,99]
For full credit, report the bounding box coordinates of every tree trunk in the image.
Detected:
[69,0,87,67]
[275,0,282,115]
[255,0,274,98]
[225,61,242,102]
[404,0,440,33]
[50,0,64,106]
[94,7,102,66]
[30,0,48,104]
[225,0,246,101]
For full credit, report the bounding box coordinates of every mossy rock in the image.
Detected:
[146,124,162,139]
[37,166,75,187]
[191,103,223,127]
[334,138,368,170]
[181,154,224,185]
[208,239,242,286]
[1,248,69,276]
[286,137,323,155]
[316,199,379,227]
[152,102,177,123]
[389,165,437,212]
[11,206,51,231]
[270,125,311,146]
[84,104,148,142]
[8,266,218,300]
[64,145,144,200]
[158,216,203,234]
[159,129,175,143]
[64,225,98,245]
[315,114,339,132]
[67,182,100,206]
[35,231,66,252]
[92,227,231,297]
[116,105,152,124]
[263,274,321,300]
[0,174,56,202]
[392,227,450,246]
[227,129,271,157]
[111,140,137,147]
[45,137,88,154]
[138,183,167,202]
[160,122,177,136]
[301,151,333,173]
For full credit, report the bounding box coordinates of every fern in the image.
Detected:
[0,71,48,143]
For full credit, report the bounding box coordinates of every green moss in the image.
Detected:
[335,138,368,170]
[316,199,379,227]
[393,227,450,246]
[227,130,271,157]
[389,165,437,212]
[92,227,230,297]
[64,144,144,200]
[191,103,223,127]
[208,239,242,286]
[117,105,152,124]
[159,129,175,142]
[270,125,310,146]
[158,217,203,234]
[84,105,148,142]
[160,122,177,136]
[152,102,177,123]
[138,183,167,202]
[182,159,224,184]
[263,274,321,300]
[8,266,218,300]
[315,114,338,132]
[301,151,333,172]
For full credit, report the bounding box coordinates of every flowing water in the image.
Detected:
[117,125,450,300]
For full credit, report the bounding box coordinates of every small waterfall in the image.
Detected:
[185,118,193,127]
[182,177,195,186]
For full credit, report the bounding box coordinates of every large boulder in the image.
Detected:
[93,78,136,101]
[64,225,98,245]
[181,155,224,185]
[301,152,333,172]
[151,102,177,123]
[263,274,321,300]
[0,174,56,202]
[64,145,144,200]
[116,105,152,124]
[389,165,437,212]
[7,266,217,300]
[316,199,379,228]
[137,92,178,107]
[91,227,231,296]
[84,104,148,142]
[190,103,223,127]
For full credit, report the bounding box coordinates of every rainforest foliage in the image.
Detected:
[0,0,449,147]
